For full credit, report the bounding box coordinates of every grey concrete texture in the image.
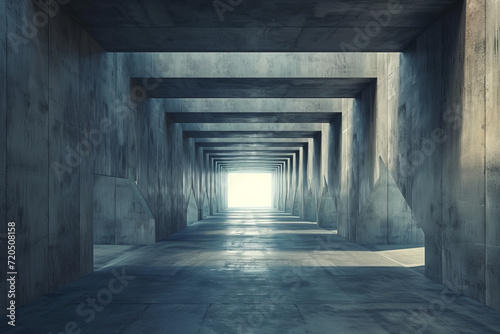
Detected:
[163,98,343,115]
[334,0,500,311]
[142,51,377,77]
[1,0,499,319]
[354,158,424,245]
[339,86,378,243]
[317,185,337,228]
[0,0,6,315]
[139,53,378,78]
[5,0,51,309]
[0,1,190,310]
[2,210,500,334]
[60,0,458,52]
[187,189,199,225]
[167,112,339,124]
[182,122,323,132]
[485,0,500,311]
[93,175,155,245]
[134,77,374,98]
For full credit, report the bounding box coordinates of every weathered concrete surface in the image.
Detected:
[167,112,338,124]
[355,158,389,245]
[165,121,188,237]
[338,86,377,243]
[485,0,500,311]
[78,28,95,283]
[93,175,115,244]
[336,0,499,311]
[187,189,198,225]
[386,17,445,284]
[339,99,354,239]
[322,120,342,228]
[183,123,323,133]
[292,190,300,216]
[0,1,192,309]
[2,209,500,334]
[93,175,155,245]
[116,177,155,245]
[0,0,7,314]
[355,158,424,245]
[48,10,83,293]
[440,0,487,306]
[317,185,337,228]
[137,78,373,98]
[163,98,343,116]
[387,162,424,245]
[2,0,499,317]
[304,188,316,222]
[61,0,458,52]
[146,53,378,78]
[5,0,50,308]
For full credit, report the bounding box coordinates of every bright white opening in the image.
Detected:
[227,173,272,208]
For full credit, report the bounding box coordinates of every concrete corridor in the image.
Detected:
[2,209,500,334]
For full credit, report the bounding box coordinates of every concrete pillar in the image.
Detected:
[317,122,340,228]
[187,188,198,225]
[485,0,500,311]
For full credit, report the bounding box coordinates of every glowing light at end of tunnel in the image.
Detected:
[227,173,272,208]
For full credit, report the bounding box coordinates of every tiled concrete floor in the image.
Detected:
[3,209,500,333]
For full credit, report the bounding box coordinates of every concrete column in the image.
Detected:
[0,0,6,313]
[317,122,339,228]
[485,0,500,311]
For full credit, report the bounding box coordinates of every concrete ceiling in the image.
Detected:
[61,1,458,171]
[182,122,322,171]
[135,78,374,98]
[62,0,458,52]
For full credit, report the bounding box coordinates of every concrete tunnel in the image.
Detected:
[1,0,500,332]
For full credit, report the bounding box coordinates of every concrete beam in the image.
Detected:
[182,123,323,132]
[62,1,458,52]
[135,78,374,98]
[162,98,344,114]
[197,142,307,148]
[132,53,377,78]
[167,112,339,123]
[183,123,322,139]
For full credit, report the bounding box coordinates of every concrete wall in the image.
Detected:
[1,0,498,315]
[388,0,499,310]
[485,0,500,311]
[437,0,498,311]
[2,1,84,310]
[93,175,155,245]
[0,0,7,315]
[0,1,188,310]
[338,0,500,310]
